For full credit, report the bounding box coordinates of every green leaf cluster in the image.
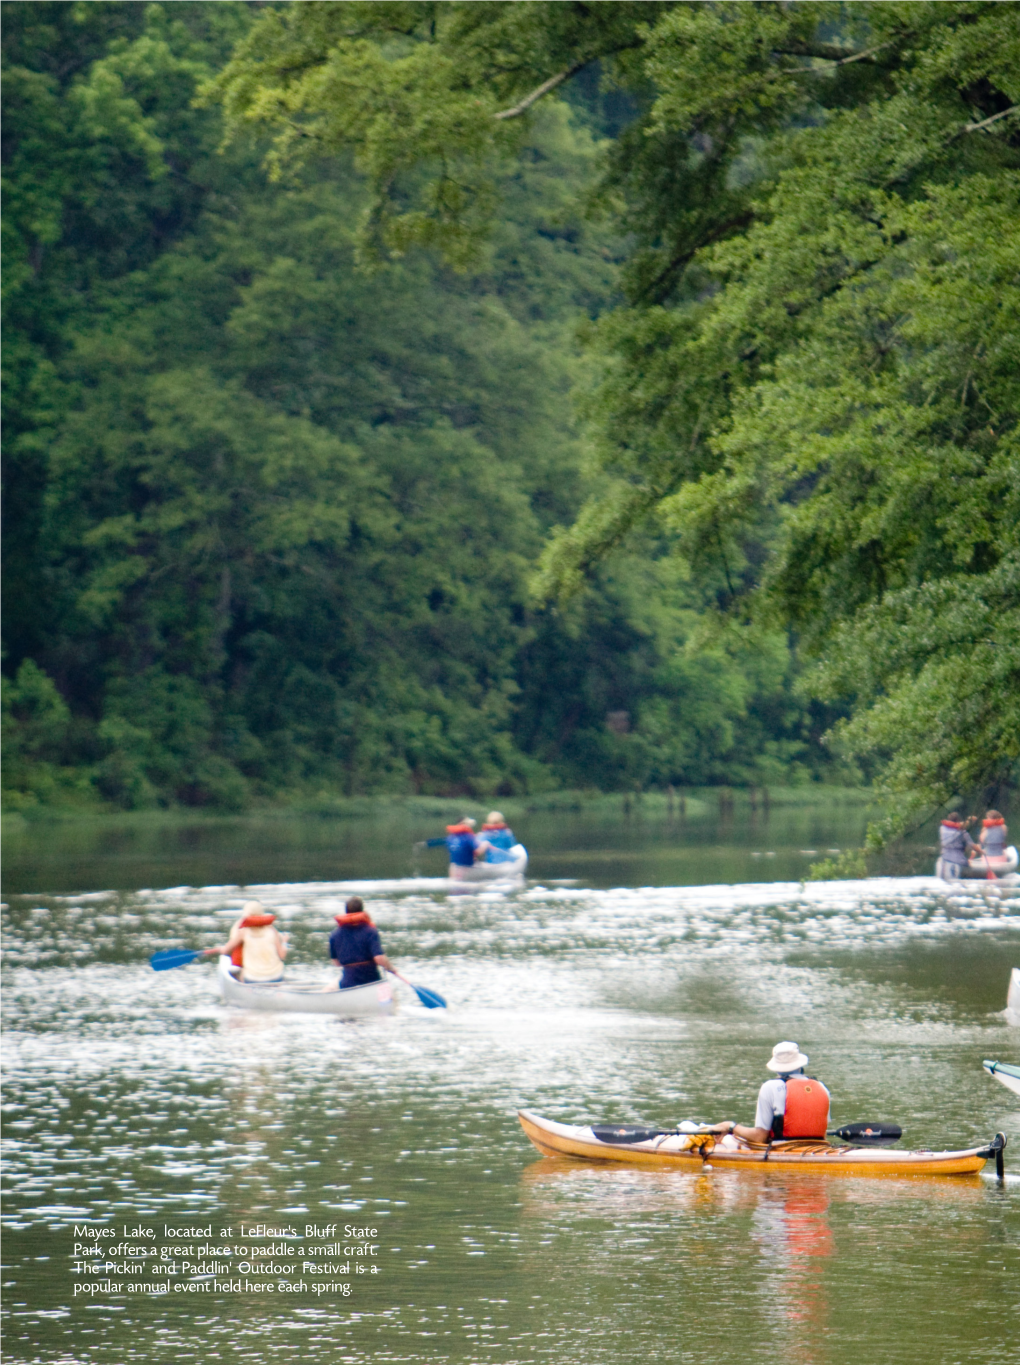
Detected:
[3,2,834,810]
[214,1,1019,829]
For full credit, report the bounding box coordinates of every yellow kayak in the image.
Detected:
[518,1110,1005,1178]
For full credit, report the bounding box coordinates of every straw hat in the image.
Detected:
[766,1040,809,1072]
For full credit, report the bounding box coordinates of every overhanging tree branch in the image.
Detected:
[774,38,896,67]
[493,40,643,121]
[961,104,1019,135]
[639,209,755,303]
[826,40,896,68]
[494,63,590,120]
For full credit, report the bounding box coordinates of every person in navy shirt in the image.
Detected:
[424,816,489,877]
[329,897,393,988]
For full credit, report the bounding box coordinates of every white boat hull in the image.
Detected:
[936,844,1018,880]
[449,843,528,882]
[983,1059,1020,1097]
[216,954,394,1017]
[1007,966,1020,1027]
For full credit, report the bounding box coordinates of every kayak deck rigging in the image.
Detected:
[519,1110,1005,1178]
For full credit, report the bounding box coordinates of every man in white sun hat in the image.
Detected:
[712,1041,830,1144]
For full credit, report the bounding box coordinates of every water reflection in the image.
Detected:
[2,862,1019,1363]
[752,1183,833,1362]
[518,1160,995,1363]
[2,797,885,895]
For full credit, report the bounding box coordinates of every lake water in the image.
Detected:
[1,790,897,895]
[2,805,1018,1363]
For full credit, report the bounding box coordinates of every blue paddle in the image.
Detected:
[408,983,447,1010]
[150,948,207,972]
[389,969,446,1010]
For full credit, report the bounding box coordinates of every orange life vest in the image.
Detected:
[782,1076,829,1139]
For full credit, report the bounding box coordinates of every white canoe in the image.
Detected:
[1008,967,1020,1027]
[216,953,394,1017]
[941,844,1020,879]
[449,843,528,883]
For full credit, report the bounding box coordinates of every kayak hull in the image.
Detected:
[216,954,394,1017]
[450,843,528,882]
[983,1060,1020,1098]
[518,1110,999,1177]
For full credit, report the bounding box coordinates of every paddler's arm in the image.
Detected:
[375,954,394,972]
[732,1123,771,1142]
[204,931,243,957]
[704,1121,770,1142]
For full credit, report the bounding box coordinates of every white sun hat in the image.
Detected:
[766,1040,809,1072]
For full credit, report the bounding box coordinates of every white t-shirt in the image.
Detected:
[754,1074,830,1133]
[240,925,284,981]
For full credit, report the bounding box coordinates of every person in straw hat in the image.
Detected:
[710,1041,831,1144]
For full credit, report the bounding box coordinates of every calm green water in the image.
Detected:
[2,806,1018,1363]
[1,791,890,895]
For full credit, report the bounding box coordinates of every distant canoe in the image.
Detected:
[949,844,1019,879]
[518,1110,1003,1178]
[449,843,528,883]
[216,953,393,1017]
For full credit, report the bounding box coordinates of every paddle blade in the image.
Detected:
[591,1125,674,1145]
[829,1122,902,1146]
[150,948,203,972]
[410,983,447,1010]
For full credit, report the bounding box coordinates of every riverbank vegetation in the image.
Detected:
[5,3,1017,831]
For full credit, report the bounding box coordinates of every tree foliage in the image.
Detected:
[2,1,826,809]
[211,1,1020,822]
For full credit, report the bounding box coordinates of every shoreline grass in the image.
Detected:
[2,784,882,836]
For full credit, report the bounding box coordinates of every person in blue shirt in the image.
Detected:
[480,811,515,851]
[425,817,486,877]
[329,897,393,989]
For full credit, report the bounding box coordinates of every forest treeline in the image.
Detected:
[4,2,1018,825]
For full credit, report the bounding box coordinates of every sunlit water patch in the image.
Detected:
[3,874,1019,1364]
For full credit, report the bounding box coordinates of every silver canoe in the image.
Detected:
[216,953,394,1017]
[449,843,528,883]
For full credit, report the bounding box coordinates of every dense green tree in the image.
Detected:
[2,1,844,810]
[212,1,1020,828]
